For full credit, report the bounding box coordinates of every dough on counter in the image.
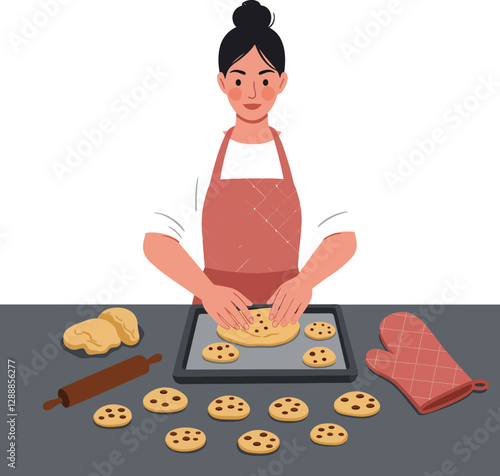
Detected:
[310,423,348,446]
[269,397,309,422]
[208,395,250,420]
[98,307,140,345]
[217,308,300,347]
[93,404,132,428]
[238,430,280,454]
[165,428,206,452]
[63,319,121,355]
[334,391,380,417]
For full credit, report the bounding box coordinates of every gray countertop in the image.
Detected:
[2,305,499,476]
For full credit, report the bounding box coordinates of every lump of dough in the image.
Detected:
[63,319,121,355]
[98,307,140,345]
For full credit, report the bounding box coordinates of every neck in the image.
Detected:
[231,114,273,143]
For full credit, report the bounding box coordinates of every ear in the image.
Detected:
[217,72,227,94]
[277,72,288,94]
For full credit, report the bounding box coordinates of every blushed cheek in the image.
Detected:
[228,87,242,101]
[261,86,276,101]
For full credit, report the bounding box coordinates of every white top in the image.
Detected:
[147,137,354,251]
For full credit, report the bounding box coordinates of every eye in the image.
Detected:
[236,79,241,86]
[263,79,269,86]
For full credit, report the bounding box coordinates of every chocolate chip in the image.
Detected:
[313,360,317,363]
[285,398,292,402]
[295,403,300,406]
[253,442,261,446]
[328,425,335,429]
[239,402,244,405]
[120,415,126,419]
[173,440,179,443]
[98,416,104,420]
[162,403,169,407]
[319,332,322,335]
[328,331,331,334]
[193,438,198,441]
[216,407,222,411]
[321,323,325,326]
[291,408,298,412]
[238,408,243,411]
[316,435,322,438]
[105,408,112,412]
[338,433,345,436]
[118,408,125,412]
[196,431,201,434]
[320,350,325,353]
[255,329,259,333]
[228,405,234,409]
[264,326,268,330]
[266,444,273,448]
[217,355,222,359]
[244,436,252,440]
[275,403,282,407]
[183,437,190,441]
[356,394,365,398]
[150,399,157,404]
[313,323,317,325]
[109,414,115,418]
[260,432,267,437]
[310,352,315,356]
[327,432,333,436]
[259,320,263,324]
[282,411,288,415]
[341,398,349,402]
[369,398,375,402]
[185,431,190,434]
[229,397,234,400]
[225,345,229,348]
[366,404,375,408]
[216,399,222,403]
[352,405,360,410]
[172,396,181,401]
[209,347,213,350]
[318,428,325,431]
[160,390,168,394]
[170,432,177,436]
[257,314,261,317]
[270,438,276,442]
[217,346,223,350]
[229,353,234,357]
[322,358,327,361]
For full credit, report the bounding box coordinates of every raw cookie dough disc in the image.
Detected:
[334,391,380,417]
[310,423,348,446]
[165,428,206,452]
[208,395,250,420]
[238,430,280,454]
[217,308,300,347]
[269,397,309,422]
[202,342,239,363]
[302,347,336,367]
[305,321,336,340]
[93,404,132,428]
[143,387,188,413]
[63,319,121,355]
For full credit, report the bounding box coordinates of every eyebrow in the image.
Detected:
[229,69,246,75]
[259,69,276,75]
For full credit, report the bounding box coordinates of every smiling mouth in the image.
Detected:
[243,103,262,110]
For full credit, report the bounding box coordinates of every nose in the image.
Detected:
[248,81,257,100]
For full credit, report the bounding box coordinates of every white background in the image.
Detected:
[1,0,499,305]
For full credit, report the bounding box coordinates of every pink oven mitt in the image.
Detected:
[366,312,488,414]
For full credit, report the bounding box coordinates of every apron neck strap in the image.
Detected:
[210,125,293,182]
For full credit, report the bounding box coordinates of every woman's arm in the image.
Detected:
[143,232,253,329]
[267,231,357,327]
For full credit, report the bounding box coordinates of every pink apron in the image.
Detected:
[193,126,301,304]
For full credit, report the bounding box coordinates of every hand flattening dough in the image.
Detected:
[217,308,300,347]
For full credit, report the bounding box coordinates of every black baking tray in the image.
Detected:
[173,304,357,383]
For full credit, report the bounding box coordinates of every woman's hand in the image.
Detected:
[200,284,254,330]
[267,276,312,327]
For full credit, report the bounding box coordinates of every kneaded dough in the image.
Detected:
[63,319,121,355]
[98,307,140,345]
[217,308,300,347]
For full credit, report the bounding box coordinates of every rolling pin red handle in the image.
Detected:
[147,354,162,365]
[43,397,63,411]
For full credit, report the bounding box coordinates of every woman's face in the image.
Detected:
[218,45,287,121]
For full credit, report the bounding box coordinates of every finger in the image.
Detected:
[227,303,250,330]
[266,287,280,305]
[220,309,240,330]
[215,312,231,330]
[269,289,285,322]
[234,291,252,307]
[280,299,298,327]
[291,302,307,325]
[232,293,254,324]
[272,293,290,327]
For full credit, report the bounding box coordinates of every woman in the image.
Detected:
[144,0,356,330]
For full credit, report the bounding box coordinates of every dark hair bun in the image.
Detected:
[233,1,274,31]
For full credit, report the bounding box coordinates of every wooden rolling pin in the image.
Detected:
[43,354,162,410]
